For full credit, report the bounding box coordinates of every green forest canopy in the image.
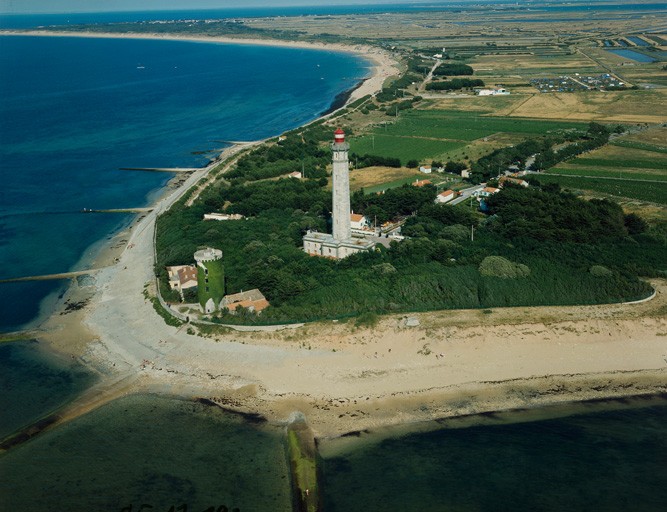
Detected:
[155,121,664,324]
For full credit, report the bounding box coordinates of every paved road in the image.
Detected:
[450,184,484,205]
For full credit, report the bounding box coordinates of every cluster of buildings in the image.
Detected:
[166,247,269,316]
[531,73,626,93]
[476,87,510,96]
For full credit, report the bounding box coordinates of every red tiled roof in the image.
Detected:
[413,179,432,187]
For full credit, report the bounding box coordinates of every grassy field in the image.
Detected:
[348,109,587,167]
[613,127,667,154]
[549,167,667,182]
[536,174,667,204]
[350,133,465,163]
[389,110,586,136]
[547,142,667,184]
[612,140,667,154]
[348,166,422,191]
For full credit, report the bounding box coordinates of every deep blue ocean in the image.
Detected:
[0,34,368,331]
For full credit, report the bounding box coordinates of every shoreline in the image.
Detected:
[3,29,667,443]
[2,28,397,337]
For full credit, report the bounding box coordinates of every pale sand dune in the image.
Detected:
[19,29,666,438]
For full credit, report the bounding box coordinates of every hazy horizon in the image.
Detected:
[3,0,415,15]
[0,0,603,16]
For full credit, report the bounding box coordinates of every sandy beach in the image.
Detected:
[5,29,666,441]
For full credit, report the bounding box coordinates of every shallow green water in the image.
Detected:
[0,394,292,512]
[321,398,667,512]
[0,341,96,439]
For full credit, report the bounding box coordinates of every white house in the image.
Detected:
[477,186,501,198]
[435,190,456,204]
[288,171,302,179]
[166,265,198,292]
[350,212,369,230]
[419,166,432,174]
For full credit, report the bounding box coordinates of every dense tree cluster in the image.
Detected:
[385,97,422,116]
[426,78,485,91]
[433,63,474,76]
[471,138,544,183]
[533,122,611,171]
[351,153,402,168]
[484,187,627,243]
[470,123,611,183]
[154,117,659,325]
[445,161,467,174]
[227,129,333,182]
[351,184,438,224]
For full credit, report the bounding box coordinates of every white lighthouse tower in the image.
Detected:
[332,128,352,242]
[302,129,375,259]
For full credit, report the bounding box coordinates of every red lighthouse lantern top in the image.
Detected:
[334,128,345,143]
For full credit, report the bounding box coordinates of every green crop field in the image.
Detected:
[377,115,497,141]
[571,155,667,171]
[349,109,587,166]
[611,140,667,155]
[548,167,667,182]
[383,110,587,137]
[350,134,466,163]
[535,174,667,204]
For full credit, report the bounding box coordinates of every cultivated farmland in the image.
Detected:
[349,109,588,166]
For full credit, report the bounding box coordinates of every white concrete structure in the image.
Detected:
[435,190,456,204]
[350,213,369,230]
[203,213,245,221]
[194,247,223,267]
[419,166,432,174]
[303,129,375,259]
[477,87,510,96]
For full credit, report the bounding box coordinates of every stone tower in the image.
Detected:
[302,129,375,259]
[194,247,224,314]
[331,128,351,242]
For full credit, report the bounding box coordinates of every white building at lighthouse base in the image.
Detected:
[303,231,375,259]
